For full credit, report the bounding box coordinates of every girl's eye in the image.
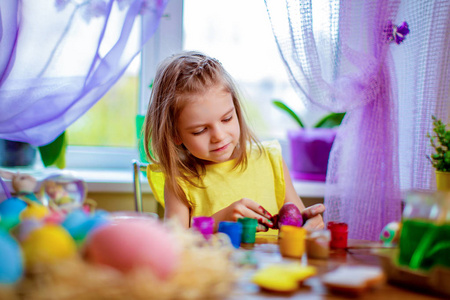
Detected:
[223,116,233,123]
[193,128,206,136]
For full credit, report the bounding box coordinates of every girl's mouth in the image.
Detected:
[212,143,230,152]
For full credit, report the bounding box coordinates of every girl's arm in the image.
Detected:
[164,183,273,232]
[164,183,190,228]
[282,159,325,230]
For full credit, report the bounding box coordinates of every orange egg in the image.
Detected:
[84,219,180,280]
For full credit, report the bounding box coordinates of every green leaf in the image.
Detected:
[272,100,304,128]
[38,132,67,169]
[136,115,149,163]
[428,115,450,171]
[314,113,346,128]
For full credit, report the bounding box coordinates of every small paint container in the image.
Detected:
[218,221,243,249]
[279,225,306,258]
[327,222,348,249]
[192,216,215,240]
[306,229,331,259]
[238,217,257,244]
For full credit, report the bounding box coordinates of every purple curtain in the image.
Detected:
[0,176,11,202]
[0,0,168,146]
[266,0,450,240]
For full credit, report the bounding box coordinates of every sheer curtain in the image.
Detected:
[0,0,168,146]
[265,0,449,241]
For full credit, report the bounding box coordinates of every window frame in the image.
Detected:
[64,0,183,170]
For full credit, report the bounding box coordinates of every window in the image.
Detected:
[65,0,324,169]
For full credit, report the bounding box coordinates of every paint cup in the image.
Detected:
[192,216,215,240]
[327,222,348,249]
[306,229,331,259]
[218,221,243,249]
[238,217,257,244]
[279,225,306,258]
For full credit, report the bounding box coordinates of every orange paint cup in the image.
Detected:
[279,225,306,258]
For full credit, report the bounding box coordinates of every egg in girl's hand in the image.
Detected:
[271,202,303,229]
[84,218,180,280]
[0,229,23,284]
[21,224,77,268]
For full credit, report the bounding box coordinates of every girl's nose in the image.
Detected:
[210,125,225,143]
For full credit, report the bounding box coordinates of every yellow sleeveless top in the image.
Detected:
[147,140,285,222]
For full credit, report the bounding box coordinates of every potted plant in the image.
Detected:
[273,100,345,181]
[0,132,67,169]
[427,115,450,191]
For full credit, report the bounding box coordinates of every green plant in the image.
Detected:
[427,115,450,172]
[38,131,67,169]
[272,99,345,128]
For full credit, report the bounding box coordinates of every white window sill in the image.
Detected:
[1,167,325,198]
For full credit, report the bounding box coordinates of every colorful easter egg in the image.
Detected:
[21,224,77,268]
[84,218,180,280]
[0,197,27,230]
[62,209,109,246]
[20,203,49,221]
[380,221,401,246]
[15,219,43,242]
[0,229,24,284]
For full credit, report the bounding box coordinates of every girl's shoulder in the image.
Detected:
[248,139,282,160]
[256,139,281,154]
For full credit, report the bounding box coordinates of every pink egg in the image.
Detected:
[84,219,180,280]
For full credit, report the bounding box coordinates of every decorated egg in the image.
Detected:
[84,218,180,280]
[20,202,50,221]
[38,174,86,212]
[15,219,43,241]
[0,229,23,284]
[21,224,77,268]
[0,197,27,230]
[380,221,401,246]
[62,209,109,246]
[277,202,303,228]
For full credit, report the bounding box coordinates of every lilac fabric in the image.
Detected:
[265,0,402,241]
[0,176,11,202]
[0,0,168,146]
[266,0,450,241]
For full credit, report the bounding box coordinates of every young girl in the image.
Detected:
[144,51,324,232]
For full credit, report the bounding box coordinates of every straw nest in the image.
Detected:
[1,221,238,300]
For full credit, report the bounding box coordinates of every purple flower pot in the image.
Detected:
[288,128,336,181]
[0,140,36,167]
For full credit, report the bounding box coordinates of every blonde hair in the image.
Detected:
[144,51,260,208]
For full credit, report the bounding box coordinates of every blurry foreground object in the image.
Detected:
[2,218,237,300]
[377,190,450,297]
[38,174,87,213]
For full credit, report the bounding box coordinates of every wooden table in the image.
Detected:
[227,236,444,299]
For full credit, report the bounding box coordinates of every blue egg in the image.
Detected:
[0,229,23,284]
[0,198,28,230]
[62,209,109,245]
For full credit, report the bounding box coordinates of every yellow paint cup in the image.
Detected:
[279,225,306,258]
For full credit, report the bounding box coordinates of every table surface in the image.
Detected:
[227,236,444,300]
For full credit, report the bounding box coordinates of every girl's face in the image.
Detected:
[176,84,241,164]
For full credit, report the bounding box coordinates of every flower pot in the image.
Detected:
[288,128,336,182]
[0,140,36,167]
[436,171,450,191]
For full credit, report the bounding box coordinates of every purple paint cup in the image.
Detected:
[192,216,215,240]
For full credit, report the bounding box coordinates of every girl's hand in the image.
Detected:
[211,198,274,232]
[301,204,325,230]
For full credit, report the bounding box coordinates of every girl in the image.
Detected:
[144,51,324,232]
